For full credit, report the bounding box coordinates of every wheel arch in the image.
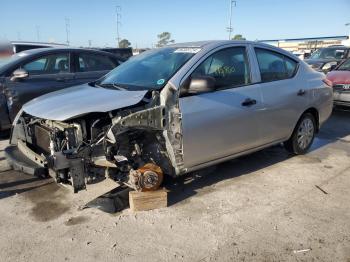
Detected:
[302,107,319,133]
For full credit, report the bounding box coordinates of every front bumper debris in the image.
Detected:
[5,142,47,177]
[5,140,86,193]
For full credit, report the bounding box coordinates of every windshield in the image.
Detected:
[97,47,199,90]
[310,48,346,60]
[337,59,350,71]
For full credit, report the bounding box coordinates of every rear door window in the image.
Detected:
[255,48,297,82]
[77,53,117,72]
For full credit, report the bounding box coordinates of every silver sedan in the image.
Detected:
[6,41,333,193]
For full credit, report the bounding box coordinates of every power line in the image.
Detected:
[226,0,236,40]
[116,5,122,47]
[36,25,40,41]
[65,17,70,45]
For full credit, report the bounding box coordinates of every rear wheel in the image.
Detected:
[284,113,316,155]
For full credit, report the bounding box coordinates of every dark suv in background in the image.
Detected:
[304,45,350,73]
[0,47,121,132]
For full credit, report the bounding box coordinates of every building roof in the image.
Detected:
[259,35,349,43]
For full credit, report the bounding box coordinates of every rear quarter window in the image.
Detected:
[285,57,297,78]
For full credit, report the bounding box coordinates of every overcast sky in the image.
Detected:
[1,0,349,48]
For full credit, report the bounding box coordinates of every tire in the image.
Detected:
[284,113,316,155]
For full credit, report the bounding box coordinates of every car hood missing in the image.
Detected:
[22,83,148,121]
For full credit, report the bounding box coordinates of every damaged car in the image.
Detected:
[5,41,333,194]
[0,47,121,132]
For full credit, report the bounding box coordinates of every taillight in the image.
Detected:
[322,79,333,88]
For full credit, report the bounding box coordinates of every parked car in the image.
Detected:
[6,41,333,194]
[0,44,13,67]
[0,43,13,57]
[10,41,68,54]
[0,41,68,60]
[292,50,312,60]
[327,58,350,106]
[304,45,350,73]
[0,47,121,131]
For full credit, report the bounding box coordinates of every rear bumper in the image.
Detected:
[5,141,48,177]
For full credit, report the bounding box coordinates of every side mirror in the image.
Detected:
[188,76,216,95]
[330,64,337,71]
[11,69,29,81]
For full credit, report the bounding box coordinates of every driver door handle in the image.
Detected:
[241,98,257,107]
[297,89,306,96]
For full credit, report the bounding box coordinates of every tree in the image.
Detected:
[232,34,246,40]
[156,32,175,47]
[119,39,131,48]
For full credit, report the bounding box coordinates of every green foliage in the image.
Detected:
[156,32,175,47]
[119,39,131,48]
[232,34,246,40]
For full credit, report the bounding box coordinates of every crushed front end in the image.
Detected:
[6,88,182,193]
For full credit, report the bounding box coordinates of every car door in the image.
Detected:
[3,51,75,121]
[73,52,119,85]
[179,46,263,168]
[252,47,308,144]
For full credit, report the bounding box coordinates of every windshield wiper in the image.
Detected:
[94,82,126,90]
[112,83,127,90]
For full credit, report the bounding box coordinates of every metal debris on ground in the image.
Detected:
[315,185,328,194]
[293,248,311,254]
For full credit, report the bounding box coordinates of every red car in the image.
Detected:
[327,58,350,106]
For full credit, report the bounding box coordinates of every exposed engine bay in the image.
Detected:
[9,86,185,193]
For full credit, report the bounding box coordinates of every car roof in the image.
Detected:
[167,40,292,52]
[18,47,116,56]
[168,40,257,48]
[167,40,297,61]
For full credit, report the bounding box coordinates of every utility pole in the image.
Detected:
[346,23,350,37]
[17,32,21,41]
[36,25,40,41]
[226,0,236,40]
[65,17,70,46]
[88,40,92,47]
[116,6,122,47]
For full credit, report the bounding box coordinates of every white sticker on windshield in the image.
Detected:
[174,48,201,54]
[157,79,165,85]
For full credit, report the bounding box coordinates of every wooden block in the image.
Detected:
[129,189,168,211]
